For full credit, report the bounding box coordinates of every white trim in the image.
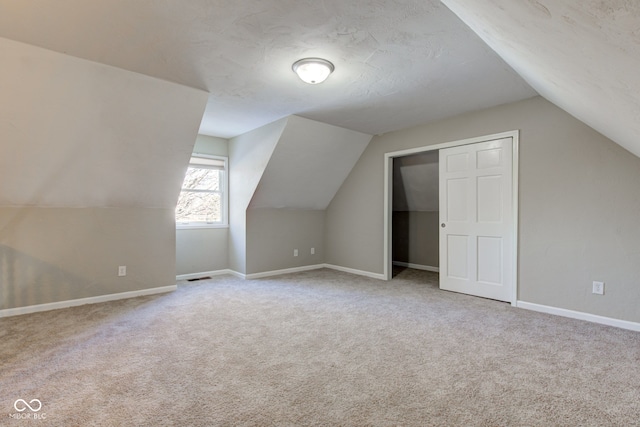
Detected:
[0,285,177,318]
[383,130,520,306]
[511,135,520,306]
[324,264,386,280]
[227,270,247,279]
[188,265,389,281]
[383,154,393,281]
[190,153,226,169]
[392,261,439,273]
[230,265,386,281]
[517,301,640,332]
[176,224,229,230]
[385,130,519,160]
[245,264,325,279]
[177,154,229,228]
[176,270,234,281]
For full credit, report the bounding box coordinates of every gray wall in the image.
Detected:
[392,152,439,268]
[326,96,640,323]
[228,119,287,274]
[246,209,324,274]
[176,228,228,276]
[193,135,228,157]
[0,207,175,310]
[1,38,207,311]
[392,211,439,268]
[228,116,367,276]
[176,135,229,276]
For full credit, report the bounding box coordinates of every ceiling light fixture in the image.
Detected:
[292,58,335,84]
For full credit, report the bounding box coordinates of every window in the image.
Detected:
[176,154,228,228]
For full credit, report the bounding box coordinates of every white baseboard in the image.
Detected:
[392,261,439,273]
[227,270,246,279]
[176,270,234,281]
[177,264,389,281]
[245,264,325,280]
[0,285,177,318]
[324,264,386,280]
[179,269,245,280]
[517,301,640,332]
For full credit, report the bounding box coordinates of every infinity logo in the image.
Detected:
[14,399,42,412]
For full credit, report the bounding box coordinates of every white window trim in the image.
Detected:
[176,153,228,229]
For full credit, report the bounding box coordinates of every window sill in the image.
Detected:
[176,223,229,230]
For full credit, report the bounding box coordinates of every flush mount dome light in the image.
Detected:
[292,58,334,84]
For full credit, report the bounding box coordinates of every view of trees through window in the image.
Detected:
[175,166,222,223]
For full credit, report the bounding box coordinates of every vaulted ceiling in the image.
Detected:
[0,37,207,209]
[249,116,372,210]
[0,0,636,157]
[441,0,640,157]
[0,0,534,139]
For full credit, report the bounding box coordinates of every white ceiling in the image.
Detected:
[0,0,535,138]
[0,37,208,208]
[249,116,372,210]
[441,0,640,157]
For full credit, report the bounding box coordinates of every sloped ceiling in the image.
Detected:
[1,1,636,160]
[0,38,208,208]
[441,0,640,158]
[393,152,439,212]
[229,118,288,212]
[0,0,535,138]
[249,116,372,210]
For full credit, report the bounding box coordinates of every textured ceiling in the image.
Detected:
[441,0,640,157]
[0,37,208,208]
[0,0,535,138]
[249,116,372,210]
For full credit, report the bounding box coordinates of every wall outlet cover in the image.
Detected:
[592,281,604,295]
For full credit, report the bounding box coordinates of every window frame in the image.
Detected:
[176,153,228,229]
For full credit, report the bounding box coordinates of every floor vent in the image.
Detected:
[187,276,212,282]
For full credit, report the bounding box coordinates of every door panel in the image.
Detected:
[439,138,513,302]
[447,235,469,279]
[477,175,502,222]
[477,147,503,169]
[446,152,470,173]
[447,178,469,222]
[477,236,502,285]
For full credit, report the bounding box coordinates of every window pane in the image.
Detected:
[181,167,220,191]
[176,191,221,223]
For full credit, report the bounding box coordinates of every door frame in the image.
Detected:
[383,130,520,306]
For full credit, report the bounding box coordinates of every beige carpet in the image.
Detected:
[1,268,639,426]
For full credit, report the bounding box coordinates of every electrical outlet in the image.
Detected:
[293,249,298,257]
[311,247,315,255]
[592,281,604,295]
[118,266,127,277]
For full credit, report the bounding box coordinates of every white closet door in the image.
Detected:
[439,138,513,302]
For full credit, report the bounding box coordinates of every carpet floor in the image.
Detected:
[1,268,639,426]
